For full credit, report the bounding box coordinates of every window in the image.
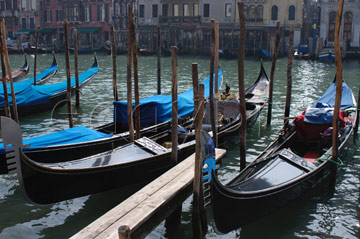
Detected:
[56,9,63,22]
[139,4,144,18]
[0,1,6,11]
[203,3,210,18]
[225,3,231,18]
[288,5,295,20]
[30,0,35,10]
[84,5,91,22]
[29,17,34,28]
[271,5,278,21]
[249,5,255,21]
[344,12,352,40]
[256,5,263,22]
[328,11,336,41]
[21,17,26,28]
[14,18,18,27]
[162,4,168,17]
[44,10,52,22]
[173,4,179,17]
[97,4,107,22]
[152,4,158,18]
[183,4,189,17]
[64,3,79,21]
[193,4,199,17]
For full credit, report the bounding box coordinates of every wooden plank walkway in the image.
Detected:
[71,148,226,239]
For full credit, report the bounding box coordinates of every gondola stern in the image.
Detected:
[51,52,58,67]
[21,53,30,73]
[92,52,98,68]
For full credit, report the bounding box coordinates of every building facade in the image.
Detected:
[317,0,360,48]
[42,0,112,50]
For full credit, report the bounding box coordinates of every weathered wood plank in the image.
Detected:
[71,149,226,239]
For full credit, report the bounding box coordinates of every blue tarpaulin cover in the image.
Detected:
[0,65,97,108]
[312,81,355,110]
[304,108,335,124]
[113,68,223,126]
[0,64,58,92]
[0,126,112,153]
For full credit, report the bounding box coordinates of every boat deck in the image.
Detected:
[70,148,226,239]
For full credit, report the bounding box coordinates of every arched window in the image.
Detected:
[288,5,295,20]
[328,12,336,41]
[344,12,352,41]
[256,5,263,22]
[271,5,278,21]
[249,5,255,21]
[244,6,249,21]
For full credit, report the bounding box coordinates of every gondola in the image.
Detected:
[0,67,223,174]
[1,54,29,81]
[210,79,357,233]
[1,53,57,92]
[0,63,269,204]
[17,53,58,85]
[319,48,335,63]
[0,56,97,117]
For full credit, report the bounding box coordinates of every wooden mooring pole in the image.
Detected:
[209,19,217,147]
[0,19,18,123]
[192,83,206,238]
[64,19,73,128]
[127,4,134,142]
[192,63,199,116]
[0,25,11,117]
[118,225,130,239]
[354,86,360,139]
[33,25,40,85]
[331,0,344,188]
[111,27,119,102]
[238,2,247,171]
[171,46,178,165]
[130,15,141,140]
[266,21,281,126]
[284,26,294,125]
[73,29,80,107]
[157,24,161,95]
[214,21,219,94]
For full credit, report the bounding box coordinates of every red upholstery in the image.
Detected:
[295,110,346,139]
[303,151,321,163]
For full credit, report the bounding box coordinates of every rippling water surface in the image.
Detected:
[0,53,359,239]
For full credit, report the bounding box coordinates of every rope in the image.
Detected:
[316,153,343,166]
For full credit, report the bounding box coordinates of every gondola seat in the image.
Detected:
[302,151,321,163]
[294,108,346,140]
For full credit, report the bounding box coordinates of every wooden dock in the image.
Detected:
[71,148,226,239]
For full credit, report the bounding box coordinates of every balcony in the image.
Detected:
[159,16,201,24]
[0,10,17,17]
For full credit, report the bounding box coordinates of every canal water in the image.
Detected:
[0,53,359,239]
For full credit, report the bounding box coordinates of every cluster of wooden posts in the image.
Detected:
[1,0,359,237]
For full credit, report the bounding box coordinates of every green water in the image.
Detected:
[0,53,359,238]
